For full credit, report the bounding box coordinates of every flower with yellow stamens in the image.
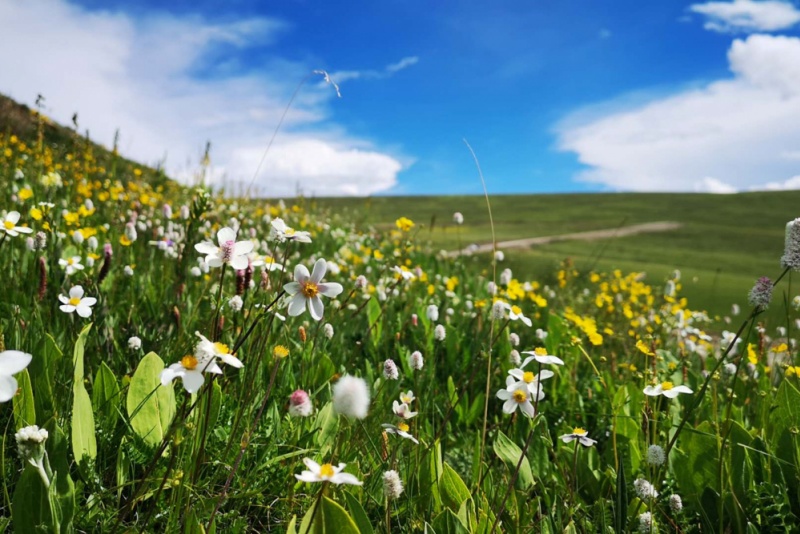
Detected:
[295,458,362,485]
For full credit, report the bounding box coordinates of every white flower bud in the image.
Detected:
[383,359,399,380]
[128,336,142,350]
[408,350,424,370]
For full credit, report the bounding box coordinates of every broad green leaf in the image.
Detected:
[298,496,360,534]
[614,461,626,534]
[493,431,534,490]
[71,324,96,468]
[12,369,35,430]
[366,297,382,348]
[431,509,469,534]
[315,402,338,456]
[43,418,75,534]
[287,516,297,534]
[127,352,176,447]
[439,463,471,511]
[344,491,374,534]
[12,465,52,532]
[92,362,120,434]
[32,334,62,422]
[671,421,718,500]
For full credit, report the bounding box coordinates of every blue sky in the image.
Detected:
[3,0,800,196]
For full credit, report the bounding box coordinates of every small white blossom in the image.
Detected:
[383,359,399,380]
[646,444,665,466]
[295,458,362,485]
[383,470,404,499]
[434,324,446,341]
[128,336,142,350]
[408,350,424,370]
[633,478,659,500]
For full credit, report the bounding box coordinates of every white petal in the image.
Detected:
[521,316,532,327]
[303,458,321,472]
[509,369,524,380]
[58,295,69,304]
[217,227,236,244]
[672,385,693,394]
[0,351,32,376]
[560,434,577,443]
[536,355,564,365]
[76,304,93,318]
[59,305,75,314]
[203,361,224,374]
[69,285,84,299]
[579,437,597,447]
[317,283,343,298]
[295,472,320,483]
[229,255,248,271]
[539,370,555,380]
[219,354,244,368]
[502,399,517,414]
[496,389,511,400]
[0,375,18,402]
[81,297,97,307]
[194,242,218,255]
[6,211,20,224]
[284,281,301,295]
[294,264,310,283]
[182,370,205,393]
[160,368,178,386]
[206,257,223,268]
[519,355,536,369]
[643,385,662,396]
[288,294,307,316]
[520,401,535,418]
[234,240,254,256]
[308,296,324,321]
[311,258,327,284]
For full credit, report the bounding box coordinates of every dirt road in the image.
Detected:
[449,221,682,257]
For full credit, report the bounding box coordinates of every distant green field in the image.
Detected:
[313,191,800,323]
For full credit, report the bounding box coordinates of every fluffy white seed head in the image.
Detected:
[332,375,370,419]
[383,470,404,499]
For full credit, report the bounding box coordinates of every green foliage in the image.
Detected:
[126,352,176,448]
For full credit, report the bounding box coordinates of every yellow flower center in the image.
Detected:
[67,258,74,265]
[319,463,335,478]
[401,395,412,404]
[511,305,522,315]
[661,381,674,391]
[3,221,14,230]
[512,390,528,403]
[397,422,410,432]
[572,427,587,436]
[302,281,319,298]
[285,228,296,236]
[273,345,290,358]
[213,342,230,355]
[181,355,199,370]
[68,297,81,306]
[534,347,548,356]
[523,371,536,383]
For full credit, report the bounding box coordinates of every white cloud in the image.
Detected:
[0,0,406,197]
[557,34,800,192]
[751,175,800,190]
[327,56,419,84]
[689,0,800,33]
[695,177,738,193]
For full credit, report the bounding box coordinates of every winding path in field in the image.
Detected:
[449,220,682,257]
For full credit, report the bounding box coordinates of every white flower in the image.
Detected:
[383,359,399,380]
[646,444,665,466]
[559,427,596,447]
[228,295,244,312]
[295,458,362,485]
[270,218,312,243]
[399,390,415,405]
[643,381,693,398]
[323,323,334,339]
[392,400,417,419]
[128,336,142,350]
[500,268,512,286]
[284,258,343,321]
[190,266,202,277]
[494,250,505,262]
[508,366,554,395]
[520,348,564,366]
[1,211,33,237]
[0,350,32,402]
[637,512,653,533]
[509,349,521,366]
[633,478,659,500]
[669,494,683,513]
[508,305,532,327]
[72,230,84,245]
[15,425,48,445]
[496,382,535,417]
[392,266,415,280]
[382,422,419,444]
[58,256,84,276]
[123,265,134,277]
[426,304,439,322]
[332,375,370,419]
[509,333,520,347]
[58,286,97,318]
[408,350,424,370]
[434,324,446,341]
[383,470,404,499]
[160,353,222,394]
[535,328,548,340]
[194,227,254,270]
[491,300,506,320]
[194,332,243,369]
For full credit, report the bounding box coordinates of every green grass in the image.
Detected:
[313,191,800,321]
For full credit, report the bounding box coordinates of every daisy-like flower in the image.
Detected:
[58,286,96,318]
[1,211,33,237]
[382,421,419,444]
[270,218,312,243]
[391,266,415,281]
[0,350,32,402]
[496,381,536,417]
[284,258,343,321]
[295,458,362,485]
[508,366,554,395]
[399,390,415,405]
[559,427,597,447]
[507,304,532,327]
[160,353,220,394]
[643,381,693,398]
[194,227,254,271]
[520,347,565,366]
[194,331,243,369]
[58,256,84,276]
[392,400,417,419]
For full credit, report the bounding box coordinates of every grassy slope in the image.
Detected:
[314,192,800,321]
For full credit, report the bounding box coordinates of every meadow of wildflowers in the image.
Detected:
[3,105,800,533]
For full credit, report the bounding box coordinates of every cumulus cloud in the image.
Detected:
[557,34,800,193]
[0,0,406,197]
[689,0,800,33]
